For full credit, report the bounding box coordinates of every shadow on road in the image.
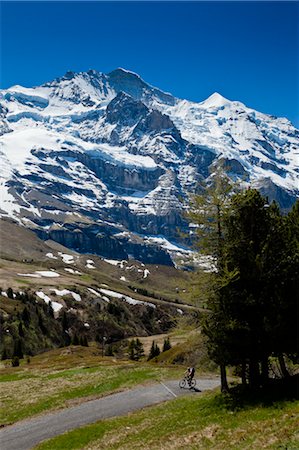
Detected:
[180,386,202,393]
[192,387,202,393]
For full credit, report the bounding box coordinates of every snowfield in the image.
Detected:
[50,289,81,301]
[99,288,156,308]
[17,270,60,278]
[35,291,63,312]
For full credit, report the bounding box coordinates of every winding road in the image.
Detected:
[0,378,220,450]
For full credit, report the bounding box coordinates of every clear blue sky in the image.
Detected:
[1,1,298,126]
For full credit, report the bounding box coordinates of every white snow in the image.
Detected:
[86,259,95,269]
[120,276,127,281]
[46,252,58,260]
[35,270,60,278]
[87,144,157,170]
[87,287,102,297]
[58,252,75,264]
[99,288,123,299]
[143,269,150,279]
[104,259,121,266]
[64,268,82,275]
[50,289,81,301]
[194,255,217,273]
[145,236,190,253]
[70,292,81,302]
[1,68,298,255]
[35,291,63,313]
[199,92,230,108]
[99,288,155,308]
[36,291,52,303]
[16,270,60,278]
[17,273,41,278]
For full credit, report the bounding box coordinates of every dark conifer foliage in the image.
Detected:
[162,337,171,352]
[128,338,145,361]
[147,340,161,360]
[6,287,14,299]
[189,182,298,389]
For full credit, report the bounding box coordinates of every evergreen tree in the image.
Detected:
[61,311,69,331]
[128,339,144,361]
[147,340,156,361]
[147,341,160,360]
[162,337,171,352]
[220,189,272,386]
[47,302,54,318]
[263,200,299,366]
[214,190,298,386]
[188,181,298,389]
[135,338,145,360]
[72,333,79,345]
[128,339,136,361]
[21,306,31,327]
[80,335,89,347]
[6,287,14,299]
[13,338,23,359]
[18,321,24,338]
[187,170,233,391]
[1,347,8,360]
[38,313,47,335]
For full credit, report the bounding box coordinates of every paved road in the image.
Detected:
[0,378,219,450]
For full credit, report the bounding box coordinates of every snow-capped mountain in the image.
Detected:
[0,68,298,263]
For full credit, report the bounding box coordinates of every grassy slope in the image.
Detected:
[35,389,299,450]
[0,345,183,426]
[0,218,202,308]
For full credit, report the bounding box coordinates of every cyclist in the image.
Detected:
[185,366,195,386]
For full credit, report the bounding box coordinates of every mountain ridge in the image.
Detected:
[0,68,298,264]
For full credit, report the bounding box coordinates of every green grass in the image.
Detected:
[35,388,299,450]
[15,278,31,284]
[0,346,181,426]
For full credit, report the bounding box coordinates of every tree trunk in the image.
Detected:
[249,359,260,388]
[220,364,229,392]
[241,362,247,386]
[278,354,289,378]
[261,356,269,385]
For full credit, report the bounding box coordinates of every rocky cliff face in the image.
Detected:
[0,68,298,264]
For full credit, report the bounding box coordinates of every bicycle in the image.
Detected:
[179,376,196,389]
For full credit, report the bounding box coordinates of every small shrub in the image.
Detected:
[1,348,8,360]
[11,356,20,367]
[105,344,114,356]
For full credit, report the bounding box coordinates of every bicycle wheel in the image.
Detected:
[190,379,196,388]
[179,378,186,388]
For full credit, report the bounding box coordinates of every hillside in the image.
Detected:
[0,218,204,358]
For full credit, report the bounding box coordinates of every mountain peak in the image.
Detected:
[108,68,142,81]
[62,70,77,80]
[201,92,230,108]
[114,68,141,78]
